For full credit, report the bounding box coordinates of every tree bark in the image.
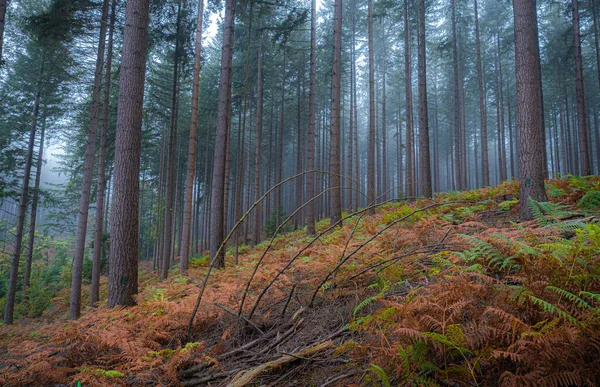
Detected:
[4,74,42,325]
[451,0,463,190]
[91,0,116,306]
[306,0,317,235]
[404,0,415,198]
[367,0,376,212]
[22,114,46,298]
[160,0,183,281]
[474,0,489,186]
[417,0,431,197]
[381,26,388,200]
[209,0,236,268]
[513,0,548,221]
[108,0,150,308]
[70,0,110,319]
[572,0,591,176]
[234,4,254,263]
[329,0,342,225]
[180,0,204,274]
[253,25,264,243]
[0,0,7,65]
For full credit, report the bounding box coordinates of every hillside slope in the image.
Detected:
[1,175,600,386]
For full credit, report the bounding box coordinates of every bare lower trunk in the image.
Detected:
[161,0,182,281]
[367,0,376,212]
[451,0,463,190]
[209,0,236,268]
[513,0,548,220]
[91,0,116,306]
[417,0,431,197]
[253,26,264,243]
[381,27,388,200]
[70,0,110,319]
[4,81,42,325]
[572,0,591,176]
[474,0,489,186]
[404,0,415,198]
[306,0,316,235]
[22,118,46,298]
[108,0,150,308]
[329,0,342,225]
[0,0,7,65]
[180,0,204,274]
[234,5,254,263]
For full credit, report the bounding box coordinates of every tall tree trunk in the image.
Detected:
[0,0,7,65]
[381,26,388,200]
[367,0,376,212]
[572,0,591,176]
[404,0,415,198]
[180,0,204,274]
[4,85,41,325]
[306,0,317,235]
[417,0,431,197]
[513,0,548,221]
[330,0,342,225]
[161,0,182,281]
[275,50,286,228]
[209,0,236,268]
[352,3,359,210]
[22,114,46,298]
[234,4,253,263]
[451,0,463,190]
[474,0,489,186]
[108,0,150,307]
[70,0,110,319]
[253,25,264,244]
[295,62,304,229]
[498,41,507,182]
[91,0,116,306]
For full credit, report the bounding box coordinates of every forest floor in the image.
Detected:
[1,175,600,387]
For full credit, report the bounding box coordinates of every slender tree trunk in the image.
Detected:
[22,115,46,298]
[180,0,204,274]
[91,0,116,306]
[417,0,431,197]
[234,4,253,263]
[209,0,236,268]
[351,3,359,211]
[306,0,317,235]
[70,0,110,319]
[253,25,264,244]
[330,0,342,225]
[513,0,548,221]
[161,1,182,281]
[0,0,7,65]
[451,0,463,190]
[108,0,150,307]
[404,0,415,199]
[275,50,286,227]
[507,87,515,178]
[4,85,40,325]
[367,0,376,212]
[572,0,591,175]
[381,27,388,200]
[474,0,489,186]
[496,34,507,183]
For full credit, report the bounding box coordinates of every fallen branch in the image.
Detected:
[215,303,264,335]
[226,340,335,387]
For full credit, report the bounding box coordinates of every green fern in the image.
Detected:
[547,286,591,310]
[527,198,577,227]
[370,364,392,387]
